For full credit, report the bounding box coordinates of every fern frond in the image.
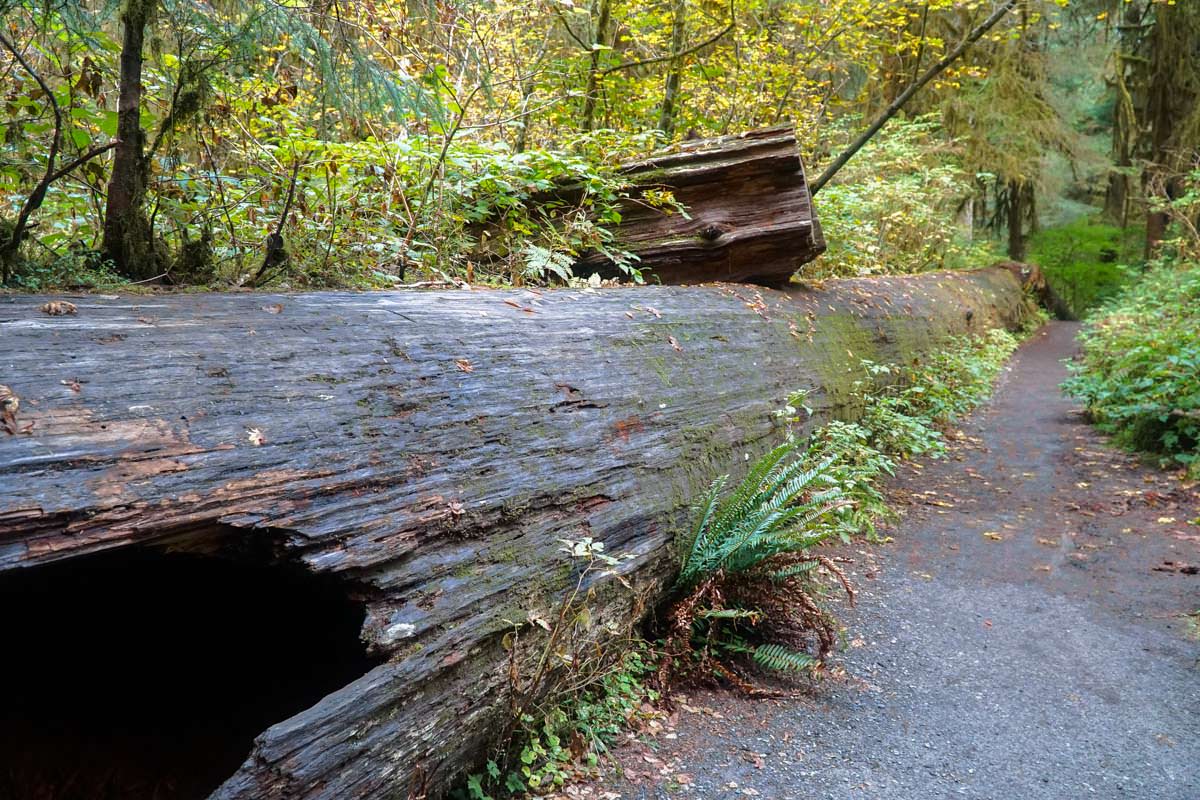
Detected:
[681,474,727,559]
[695,608,762,622]
[769,561,819,581]
[753,643,818,673]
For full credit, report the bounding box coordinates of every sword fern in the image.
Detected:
[661,439,855,690]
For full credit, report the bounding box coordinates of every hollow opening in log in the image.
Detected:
[0,534,381,800]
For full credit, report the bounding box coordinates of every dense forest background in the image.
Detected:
[0,0,1197,313]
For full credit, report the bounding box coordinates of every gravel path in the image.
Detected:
[583,322,1200,800]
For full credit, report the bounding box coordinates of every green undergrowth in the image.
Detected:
[461,320,1034,799]
[1063,262,1200,476]
[464,645,658,799]
[804,324,1031,540]
[1027,218,1144,316]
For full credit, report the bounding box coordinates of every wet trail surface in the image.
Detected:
[588,322,1200,800]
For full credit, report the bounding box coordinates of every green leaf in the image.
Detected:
[99,111,118,138]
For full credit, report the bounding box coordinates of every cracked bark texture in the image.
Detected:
[0,267,1030,798]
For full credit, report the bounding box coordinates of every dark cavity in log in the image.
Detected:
[0,530,380,800]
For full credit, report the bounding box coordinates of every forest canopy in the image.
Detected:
[0,0,1196,296]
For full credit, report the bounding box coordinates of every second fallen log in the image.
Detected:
[572,125,826,286]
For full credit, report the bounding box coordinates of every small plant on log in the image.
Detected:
[660,441,856,690]
[464,538,655,798]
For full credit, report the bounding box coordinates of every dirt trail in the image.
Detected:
[593,322,1200,800]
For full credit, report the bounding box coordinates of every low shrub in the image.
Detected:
[1062,263,1200,475]
[462,538,656,799]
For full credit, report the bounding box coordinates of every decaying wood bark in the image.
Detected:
[574,125,825,286]
[0,267,1032,799]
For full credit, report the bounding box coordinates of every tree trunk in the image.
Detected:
[657,0,688,138]
[572,125,825,285]
[1142,1,1200,256]
[0,268,1033,800]
[1007,179,1025,261]
[101,0,163,281]
[1104,51,1136,226]
[579,0,612,133]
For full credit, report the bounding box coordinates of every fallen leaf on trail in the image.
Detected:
[261,303,284,314]
[1035,565,1052,572]
[1036,537,1057,547]
[668,335,683,352]
[1157,516,1177,524]
[40,300,77,316]
[136,316,156,325]
[925,498,955,508]
[60,379,82,393]
[246,427,266,446]
[982,531,1004,541]
[455,359,474,373]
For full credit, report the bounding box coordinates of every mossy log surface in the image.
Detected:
[573,125,825,285]
[0,267,1030,799]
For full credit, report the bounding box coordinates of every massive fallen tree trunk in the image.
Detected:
[0,267,1031,799]
[572,125,825,286]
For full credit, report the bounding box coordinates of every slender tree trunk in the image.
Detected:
[1007,179,1025,261]
[1104,52,1135,226]
[102,0,162,280]
[1027,183,1039,235]
[1142,1,1200,256]
[657,0,687,138]
[579,0,612,133]
[514,76,536,153]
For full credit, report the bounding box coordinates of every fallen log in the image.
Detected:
[572,125,825,286]
[0,267,1031,799]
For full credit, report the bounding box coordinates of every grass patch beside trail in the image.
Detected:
[1063,263,1200,477]
[1027,218,1144,316]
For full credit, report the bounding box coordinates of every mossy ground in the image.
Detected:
[1027,218,1144,316]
